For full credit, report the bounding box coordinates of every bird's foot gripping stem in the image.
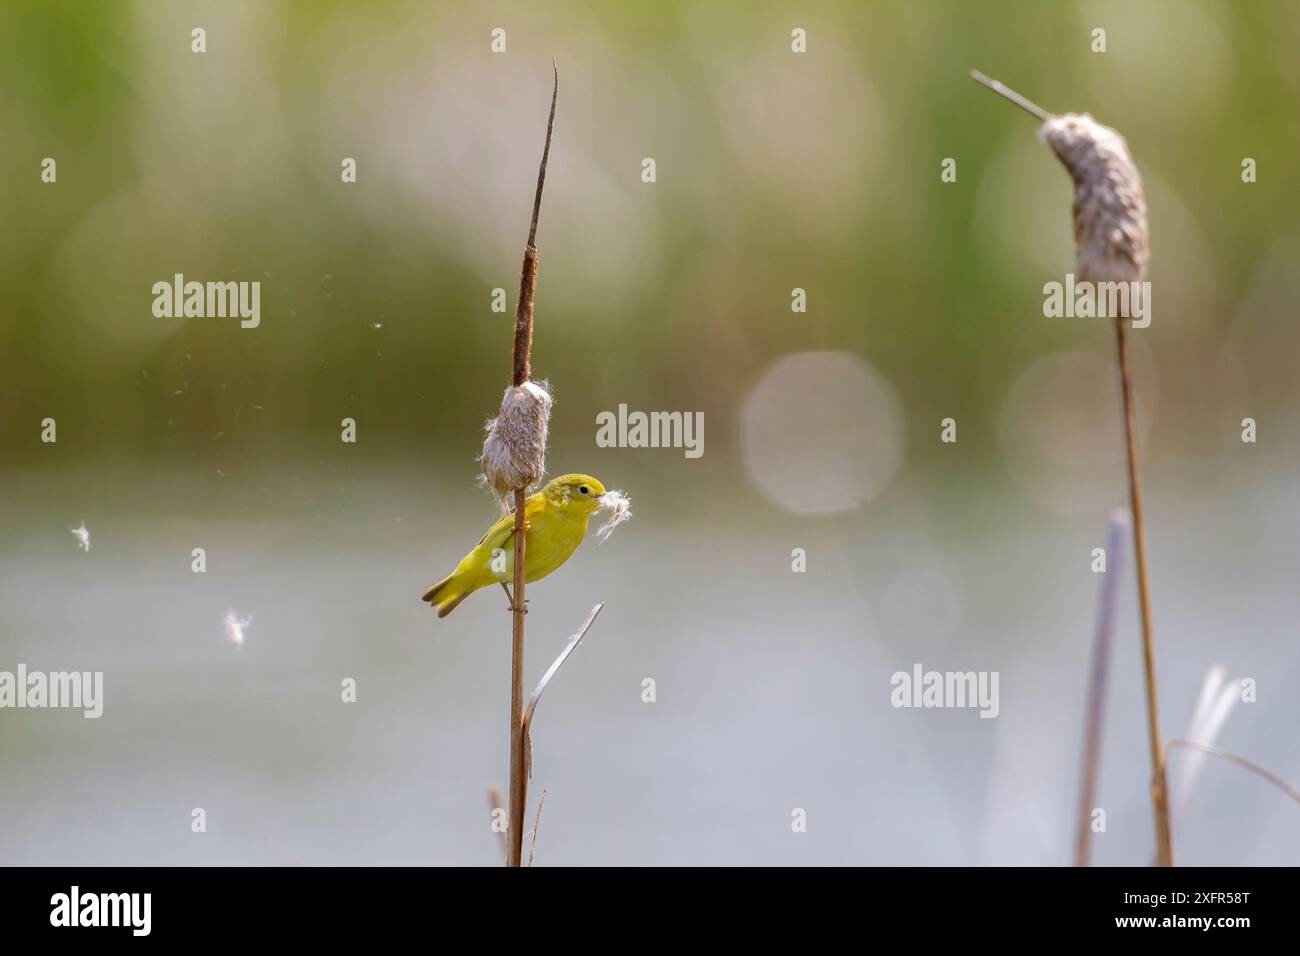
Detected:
[499,581,529,614]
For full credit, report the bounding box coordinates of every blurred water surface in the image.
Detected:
[1,463,1295,865]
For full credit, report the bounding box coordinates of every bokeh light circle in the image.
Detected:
[741,351,905,515]
[999,349,1158,513]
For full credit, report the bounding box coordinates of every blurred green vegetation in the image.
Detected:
[1,0,1296,480]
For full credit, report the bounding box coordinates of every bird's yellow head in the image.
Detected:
[542,473,606,513]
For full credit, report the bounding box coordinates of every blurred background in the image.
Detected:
[1,0,1297,865]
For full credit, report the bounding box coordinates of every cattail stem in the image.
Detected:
[511,64,558,389]
[488,786,507,863]
[503,65,557,868]
[969,70,1051,121]
[528,789,550,867]
[973,68,1172,867]
[1114,318,1174,866]
[507,488,528,867]
[1074,510,1127,866]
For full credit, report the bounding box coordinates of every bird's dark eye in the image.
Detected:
[579,485,589,495]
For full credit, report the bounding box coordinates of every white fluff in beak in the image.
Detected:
[595,490,632,543]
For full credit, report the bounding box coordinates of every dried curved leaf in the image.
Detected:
[522,603,604,780]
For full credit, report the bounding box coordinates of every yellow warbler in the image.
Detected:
[422,474,607,617]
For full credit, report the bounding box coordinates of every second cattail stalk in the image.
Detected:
[972,70,1173,866]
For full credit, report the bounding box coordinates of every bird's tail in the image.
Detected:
[422,574,470,618]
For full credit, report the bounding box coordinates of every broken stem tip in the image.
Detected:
[528,64,559,252]
[512,67,558,388]
[969,69,1052,122]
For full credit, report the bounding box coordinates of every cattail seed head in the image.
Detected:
[480,379,552,504]
[1039,113,1149,284]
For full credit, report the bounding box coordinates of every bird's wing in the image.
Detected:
[469,489,549,561]
[477,490,549,544]
[475,510,517,551]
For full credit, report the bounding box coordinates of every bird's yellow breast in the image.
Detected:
[509,504,589,583]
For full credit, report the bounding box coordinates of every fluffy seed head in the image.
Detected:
[480,379,552,504]
[1039,113,1149,285]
